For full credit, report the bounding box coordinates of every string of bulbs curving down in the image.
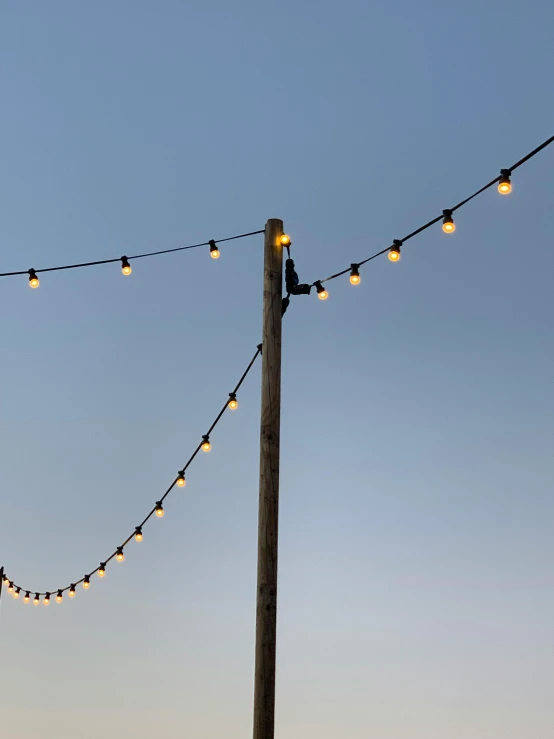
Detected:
[307,134,554,300]
[1,344,262,605]
[2,229,265,288]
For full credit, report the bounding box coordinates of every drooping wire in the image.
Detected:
[1,344,262,599]
[310,134,554,288]
[0,229,265,279]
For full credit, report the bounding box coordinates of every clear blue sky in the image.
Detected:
[1,2,553,737]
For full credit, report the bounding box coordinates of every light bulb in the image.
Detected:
[28,269,40,288]
[349,264,361,285]
[98,563,106,578]
[44,593,50,606]
[69,585,76,598]
[135,526,143,542]
[116,548,125,562]
[14,588,20,599]
[498,169,511,194]
[121,256,132,275]
[228,393,238,410]
[8,582,13,593]
[314,281,328,300]
[388,240,401,262]
[280,234,291,247]
[24,592,30,603]
[56,590,63,603]
[209,240,220,259]
[83,576,90,590]
[442,209,455,233]
[176,472,186,487]
[202,435,211,452]
[155,501,164,518]
[34,594,40,605]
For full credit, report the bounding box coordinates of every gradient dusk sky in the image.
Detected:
[1,2,553,738]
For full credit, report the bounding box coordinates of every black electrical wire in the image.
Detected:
[2,344,262,596]
[312,134,554,286]
[0,228,265,278]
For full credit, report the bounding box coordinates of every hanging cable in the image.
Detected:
[0,228,265,280]
[309,134,554,290]
[2,344,262,600]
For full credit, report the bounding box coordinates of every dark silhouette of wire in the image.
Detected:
[313,134,554,285]
[2,344,262,597]
[0,229,265,278]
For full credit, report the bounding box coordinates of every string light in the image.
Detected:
[24,592,30,603]
[176,472,186,487]
[442,209,455,233]
[1,344,263,610]
[228,393,238,410]
[314,281,328,300]
[121,256,132,276]
[280,234,291,246]
[388,240,401,262]
[349,264,361,285]
[498,169,512,194]
[44,593,50,606]
[209,240,220,259]
[34,593,40,605]
[56,590,63,603]
[14,587,20,599]
[28,269,39,288]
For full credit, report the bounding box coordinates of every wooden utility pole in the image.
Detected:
[253,218,284,739]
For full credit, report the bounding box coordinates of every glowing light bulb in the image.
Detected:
[314,281,328,300]
[209,240,220,259]
[83,576,90,590]
[280,234,291,247]
[8,582,13,593]
[44,593,50,606]
[56,590,63,603]
[349,264,361,285]
[498,169,511,194]
[228,393,238,410]
[14,588,20,599]
[442,209,455,233]
[121,256,132,275]
[34,594,40,605]
[155,501,164,518]
[176,472,186,487]
[98,563,106,578]
[135,526,143,542]
[24,592,30,603]
[69,585,76,598]
[116,548,125,562]
[28,269,40,288]
[388,240,402,262]
[202,435,211,452]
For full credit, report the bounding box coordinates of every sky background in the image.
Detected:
[1,2,553,737]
